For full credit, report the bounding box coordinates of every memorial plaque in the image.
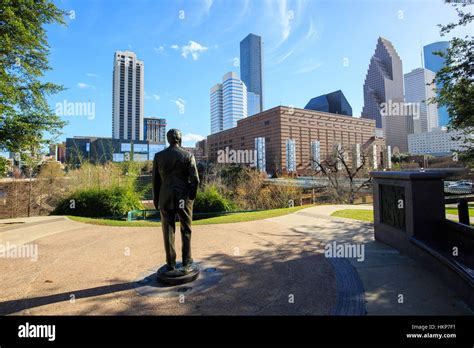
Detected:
[380,184,406,231]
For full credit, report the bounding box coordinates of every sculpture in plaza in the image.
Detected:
[152,129,200,284]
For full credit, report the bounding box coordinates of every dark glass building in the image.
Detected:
[240,33,264,112]
[65,136,165,165]
[304,90,353,116]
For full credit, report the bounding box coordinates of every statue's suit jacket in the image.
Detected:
[152,145,199,211]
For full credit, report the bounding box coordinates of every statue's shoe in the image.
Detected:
[182,263,198,274]
[164,268,184,277]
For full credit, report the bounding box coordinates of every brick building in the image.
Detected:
[207,106,386,175]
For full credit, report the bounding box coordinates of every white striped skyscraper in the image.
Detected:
[112,51,144,141]
[210,72,247,134]
[210,83,223,134]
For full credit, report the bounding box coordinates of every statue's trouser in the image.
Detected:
[160,200,193,269]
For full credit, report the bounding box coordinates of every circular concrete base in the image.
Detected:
[134,262,222,298]
[156,262,200,286]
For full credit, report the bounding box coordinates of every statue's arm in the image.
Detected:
[188,154,199,200]
[152,154,161,210]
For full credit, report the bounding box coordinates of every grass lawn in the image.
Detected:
[331,209,374,222]
[67,205,310,227]
[445,207,474,216]
[331,207,473,223]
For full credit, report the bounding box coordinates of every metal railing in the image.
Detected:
[444,196,473,226]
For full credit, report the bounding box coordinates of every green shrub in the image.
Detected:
[52,185,143,218]
[194,185,235,213]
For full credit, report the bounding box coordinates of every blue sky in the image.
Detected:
[44,0,472,146]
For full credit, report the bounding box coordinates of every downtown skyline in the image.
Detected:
[43,0,471,147]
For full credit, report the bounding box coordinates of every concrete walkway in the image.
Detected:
[0,216,85,246]
[0,207,472,315]
[270,207,472,315]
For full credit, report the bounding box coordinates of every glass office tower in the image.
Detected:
[423,41,450,127]
[240,34,264,113]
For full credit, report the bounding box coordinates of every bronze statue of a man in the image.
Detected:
[152,129,200,276]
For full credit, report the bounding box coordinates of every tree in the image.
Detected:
[433,3,473,163]
[37,160,65,212]
[312,145,371,204]
[0,156,9,177]
[38,160,64,184]
[0,0,67,153]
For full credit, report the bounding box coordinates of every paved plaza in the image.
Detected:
[0,206,471,315]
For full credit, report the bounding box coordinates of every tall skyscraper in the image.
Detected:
[240,33,264,112]
[305,90,353,116]
[223,72,247,130]
[210,83,223,134]
[404,68,438,133]
[210,72,247,134]
[247,92,261,117]
[144,117,166,143]
[423,41,450,127]
[362,37,410,152]
[112,51,144,140]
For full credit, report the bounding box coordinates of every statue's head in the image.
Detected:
[167,129,182,146]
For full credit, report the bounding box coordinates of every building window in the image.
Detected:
[264,120,270,126]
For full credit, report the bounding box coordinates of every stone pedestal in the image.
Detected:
[156,262,200,286]
[372,171,447,245]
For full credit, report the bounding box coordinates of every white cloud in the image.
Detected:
[77,82,95,89]
[278,0,291,44]
[263,0,313,54]
[275,48,295,64]
[171,98,185,106]
[271,17,319,66]
[171,44,179,50]
[263,0,293,48]
[183,133,205,143]
[294,61,323,74]
[86,73,98,77]
[304,17,318,41]
[171,98,186,113]
[181,41,208,60]
[202,0,213,16]
[145,92,160,101]
[191,0,214,26]
[154,46,165,54]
